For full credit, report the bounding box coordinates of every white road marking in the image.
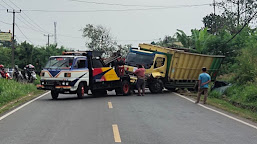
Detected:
[174,92,257,130]
[0,91,50,121]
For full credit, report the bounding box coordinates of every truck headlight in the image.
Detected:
[62,82,65,85]
[66,82,69,86]
[64,73,71,77]
[42,81,44,85]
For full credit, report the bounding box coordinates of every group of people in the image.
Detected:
[133,64,211,104]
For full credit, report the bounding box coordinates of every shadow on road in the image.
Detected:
[40,90,173,101]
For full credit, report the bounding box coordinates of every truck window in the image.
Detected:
[92,59,104,68]
[154,57,165,68]
[74,59,87,69]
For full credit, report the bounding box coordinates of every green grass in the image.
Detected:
[0,79,43,112]
[208,97,257,122]
[181,85,257,122]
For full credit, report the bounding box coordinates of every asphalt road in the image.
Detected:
[0,90,257,144]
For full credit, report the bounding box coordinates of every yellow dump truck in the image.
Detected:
[124,43,225,93]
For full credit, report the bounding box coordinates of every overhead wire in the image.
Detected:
[0,20,11,25]
[9,0,49,33]
[8,0,50,34]
[220,10,257,48]
[70,0,209,8]
[22,3,212,13]
[15,24,33,44]
[1,0,12,9]
[0,2,7,9]
[16,17,45,34]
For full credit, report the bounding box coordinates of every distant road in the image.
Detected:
[0,91,257,144]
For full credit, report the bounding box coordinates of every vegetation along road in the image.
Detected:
[0,90,257,144]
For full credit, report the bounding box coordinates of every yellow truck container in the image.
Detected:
[125,43,225,93]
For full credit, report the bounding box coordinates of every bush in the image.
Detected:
[224,83,257,108]
[209,90,223,99]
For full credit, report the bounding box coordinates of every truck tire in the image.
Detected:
[115,80,130,96]
[51,90,59,100]
[149,79,163,93]
[77,83,85,99]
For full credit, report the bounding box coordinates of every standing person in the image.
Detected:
[134,64,145,96]
[195,67,211,104]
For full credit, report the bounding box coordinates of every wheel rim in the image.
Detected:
[155,83,161,91]
[123,83,129,94]
[81,86,84,96]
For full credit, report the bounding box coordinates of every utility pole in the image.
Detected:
[213,0,217,34]
[44,34,53,47]
[54,22,57,45]
[7,9,21,68]
[237,0,240,25]
[213,0,216,15]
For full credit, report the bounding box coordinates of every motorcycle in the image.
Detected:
[23,64,37,83]
[13,65,24,82]
[0,69,11,79]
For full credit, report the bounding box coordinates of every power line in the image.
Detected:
[0,2,7,9]
[70,0,208,8]
[1,0,13,8]
[7,0,50,34]
[0,20,11,25]
[22,4,212,13]
[16,17,45,34]
[7,0,19,9]
[221,10,257,48]
[16,24,33,44]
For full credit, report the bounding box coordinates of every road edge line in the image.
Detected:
[0,91,50,121]
[174,92,257,130]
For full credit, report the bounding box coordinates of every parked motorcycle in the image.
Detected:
[0,64,11,79]
[23,64,37,83]
[13,65,24,82]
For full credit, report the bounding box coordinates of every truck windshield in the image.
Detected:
[44,57,74,70]
[126,52,154,69]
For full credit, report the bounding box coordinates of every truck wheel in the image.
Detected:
[149,79,163,93]
[77,83,85,99]
[51,90,59,100]
[116,80,130,96]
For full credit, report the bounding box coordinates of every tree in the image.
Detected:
[233,35,257,84]
[191,28,212,53]
[152,35,183,48]
[217,0,257,26]
[82,24,118,57]
[117,44,131,57]
[176,30,191,48]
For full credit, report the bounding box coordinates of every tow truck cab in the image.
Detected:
[37,51,131,99]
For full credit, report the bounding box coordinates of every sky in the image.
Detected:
[0,0,222,50]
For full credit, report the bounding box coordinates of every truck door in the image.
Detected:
[152,54,167,78]
[72,58,89,86]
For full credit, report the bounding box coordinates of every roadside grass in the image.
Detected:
[179,84,257,123]
[207,97,257,122]
[0,78,45,115]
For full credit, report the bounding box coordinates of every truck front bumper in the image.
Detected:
[37,84,76,92]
